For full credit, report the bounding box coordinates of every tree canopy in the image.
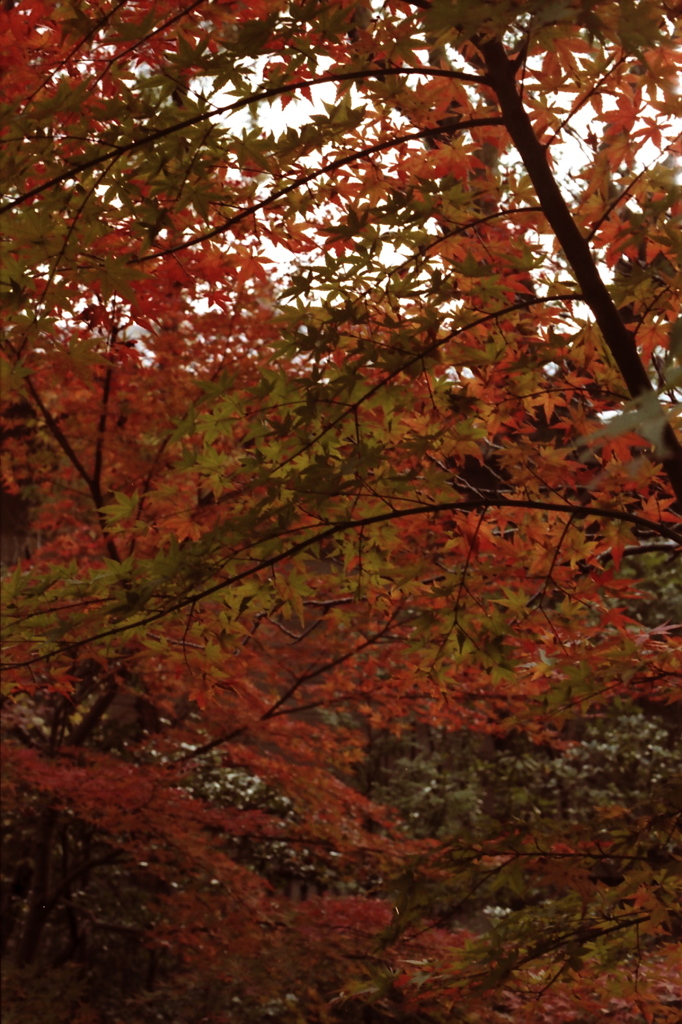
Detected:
[1,1,681,1022]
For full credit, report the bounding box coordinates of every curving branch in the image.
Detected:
[132,118,504,263]
[0,67,485,214]
[3,495,679,670]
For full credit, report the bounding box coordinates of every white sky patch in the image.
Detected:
[184,42,676,359]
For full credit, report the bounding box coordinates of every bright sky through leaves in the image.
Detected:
[1,2,681,1022]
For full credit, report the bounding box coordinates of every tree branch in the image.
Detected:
[4,496,679,670]
[478,37,682,506]
[15,806,57,966]
[0,68,486,214]
[133,118,504,263]
[24,377,120,562]
[92,358,114,503]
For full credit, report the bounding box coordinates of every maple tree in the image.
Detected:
[1,0,682,1021]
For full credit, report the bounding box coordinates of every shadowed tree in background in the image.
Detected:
[1,1,681,1021]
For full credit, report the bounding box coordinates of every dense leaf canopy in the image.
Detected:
[1,1,681,1022]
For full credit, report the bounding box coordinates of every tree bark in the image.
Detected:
[479,38,682,509]
[15,805,57,967]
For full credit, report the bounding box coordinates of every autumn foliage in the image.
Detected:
[1,1,681,1021]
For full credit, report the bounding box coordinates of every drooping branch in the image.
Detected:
[0,67,485,214]
[4,496,679,671]
[478,37,682,507]
[133,118,504,263]
[246,294,582,483]
[174,619,400,764]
